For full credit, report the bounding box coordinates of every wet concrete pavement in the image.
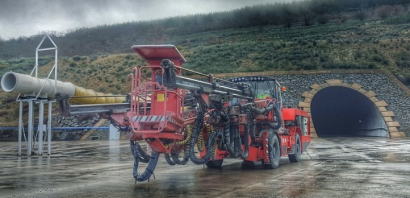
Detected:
[1,137,410,198]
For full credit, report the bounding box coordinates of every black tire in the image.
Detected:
[288,133,301,162]
[205,159,223,168]
[241,160,255,169]
[263,133,280,169]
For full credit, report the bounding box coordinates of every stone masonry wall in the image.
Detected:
[212,70,410,136]
[53,114,101,140]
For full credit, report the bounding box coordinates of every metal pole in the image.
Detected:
[55,41,58,90]
[38,100,44,155]
[47,101,52,155]
[18,100,23,156]
[35,49,38,78]
[27,100,33,156]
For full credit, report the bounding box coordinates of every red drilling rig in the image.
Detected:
[57,45,311,182]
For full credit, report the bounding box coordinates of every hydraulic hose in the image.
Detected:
[197,130,205,152]
[133,152,160,182]
[188,96,218,164]
[250,122,256,143]
[261,104,282,130]
[189,131,218,165]
[223,111,236,157]
[188,95,205,164]
[165,154,176,165]
[171,144,190,165]
[250,102,282,130]
[249,103,275,114]
[164,125,192,165]
[223,107,251,159]
[238,121,250,159]
[130,141,160,182]
[130,141,150,163]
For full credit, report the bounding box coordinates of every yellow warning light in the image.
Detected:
[282,86,287,92]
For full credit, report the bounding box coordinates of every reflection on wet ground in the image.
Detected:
[1,137,409,198]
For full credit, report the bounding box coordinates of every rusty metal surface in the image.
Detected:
[1,137,409,198]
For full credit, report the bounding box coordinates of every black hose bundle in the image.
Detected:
[188,96,219,164]
[130,141,160,182]
[189,130,219,164]
[237,111,251,159]
[131,140,150,163]
[165,153,176,165]
[261,103,282,130]
[171,144,190,165]
[249,102,282,130]
[165,144,190,165]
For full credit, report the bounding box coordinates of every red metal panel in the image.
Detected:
[283,108,310,121]
[131,45,186,66]
[244,146,261,162]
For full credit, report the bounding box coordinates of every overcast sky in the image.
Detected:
[0,0,296,40]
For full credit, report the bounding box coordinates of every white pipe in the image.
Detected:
[1,72,75,98]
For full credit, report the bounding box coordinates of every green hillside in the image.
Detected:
[1,0,410,126]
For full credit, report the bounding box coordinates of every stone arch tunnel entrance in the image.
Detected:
[310,86,388,137]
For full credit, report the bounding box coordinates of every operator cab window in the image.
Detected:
[228,77,282,107]
[253,80,278,101]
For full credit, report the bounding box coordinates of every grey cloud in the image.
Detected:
[0,0,295,40]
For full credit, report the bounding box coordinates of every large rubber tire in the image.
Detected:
[241,160,255,169]
[263,133,280,169]
[205,159,223,168]
[288,133,301,162]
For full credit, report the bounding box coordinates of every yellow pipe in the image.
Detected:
[69,85,126,104]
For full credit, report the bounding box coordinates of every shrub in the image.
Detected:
[368,63,376,69]
[90,56,97,62]
[302,62,317,70]
[354,51,362,60]
[372,55,383,62]
[72,55,81,61]
[69,62,77,68]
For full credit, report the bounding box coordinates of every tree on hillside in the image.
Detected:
[355,10,367,21]
[299,1,316,26]
[376,5,393,19]
[312,0,330,15]
[376,5,406,19]
[317,14,330,24]
[282,4,298,28]
[355,4,368,21]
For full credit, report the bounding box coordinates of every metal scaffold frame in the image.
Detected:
[17,34,58,156]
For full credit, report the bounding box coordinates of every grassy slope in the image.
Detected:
[1,20,410,125]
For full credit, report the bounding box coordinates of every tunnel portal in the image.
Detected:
[310,86,388,137]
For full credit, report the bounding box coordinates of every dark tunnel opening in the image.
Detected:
[310,86,388,137]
